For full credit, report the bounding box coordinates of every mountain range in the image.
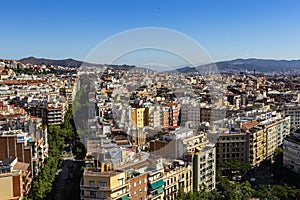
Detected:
[18,57,300,73]
[18,56,135,71]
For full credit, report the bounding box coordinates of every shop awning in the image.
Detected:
[150,180,164,190]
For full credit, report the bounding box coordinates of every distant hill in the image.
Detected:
[170,58,300,73]
[171,66,200,74]
[214,58,300,72]
[18,57,300,73]
[18,56,136,70]
[19,56,84,68]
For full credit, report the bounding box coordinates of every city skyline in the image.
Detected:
[1,0,300,63]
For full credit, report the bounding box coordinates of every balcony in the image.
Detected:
[81,183,128,192]
[148,175,164,183]
[80,185,100,190]
[111,191,130,200]
[80,195,107,199]
[148,188,164,199]
[164,189,177,198]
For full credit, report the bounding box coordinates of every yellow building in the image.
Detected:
[0,172,23,200]
[0,158,31,200]
[132,108,149,128]
[81,169,129,200]
[242,115,290,166]
[246,126,267,166]
[163,160,193,200]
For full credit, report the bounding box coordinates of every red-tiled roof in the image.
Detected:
[241,120,259,130]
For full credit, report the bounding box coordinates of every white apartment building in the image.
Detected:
[283,137,300,173]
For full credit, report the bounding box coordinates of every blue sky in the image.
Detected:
[1,0,300,63]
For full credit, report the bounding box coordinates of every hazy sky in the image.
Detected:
[1,0,300,63]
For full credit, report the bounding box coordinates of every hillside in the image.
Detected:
[171,58,300,73]
[18,57,136,70]
[19,57,84,68]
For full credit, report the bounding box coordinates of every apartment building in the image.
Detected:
[214,110,290,167]
[131,128,146,146]
[47,101,68,125]
[0,104,30,132]
[59,82,77,104]
[215,131,248,167]
[200,106,226,123]
[180,103,201,127]
[26,97,68,126]
[0,131,33,175]
[0,157,32,199]
[284,103,300,129]
[242,120,267,166]
[147,167,164,200]
[192,144,216,191]
[148,105,161,128]
[0,129,48,176]
[81,169,129,200]
[149,128,206,159]
[283,136,300,173]
[131,107,149,128]
[163,160,193,200]
[161,103,179,128]
[261,114,290,158]
[127,171,148,200]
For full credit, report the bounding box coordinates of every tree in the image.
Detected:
[219,160,251,178]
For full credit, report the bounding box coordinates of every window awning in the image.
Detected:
[157,187,164,194]
[150,179,164,190]
[121,196,129,200]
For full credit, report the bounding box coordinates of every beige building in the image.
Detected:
[0,172,23,200]
[163,160,193,200]
[47,101,68,125]
[0,157,31,200]
[81,169,129,200]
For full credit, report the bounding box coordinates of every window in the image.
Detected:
[129,184,132,189]
[90,191,96,197]
[134,182,137,187]
[89,181,95,187]
[100,192,105,198]
[139,180,142,185]
[99,181,107,189]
